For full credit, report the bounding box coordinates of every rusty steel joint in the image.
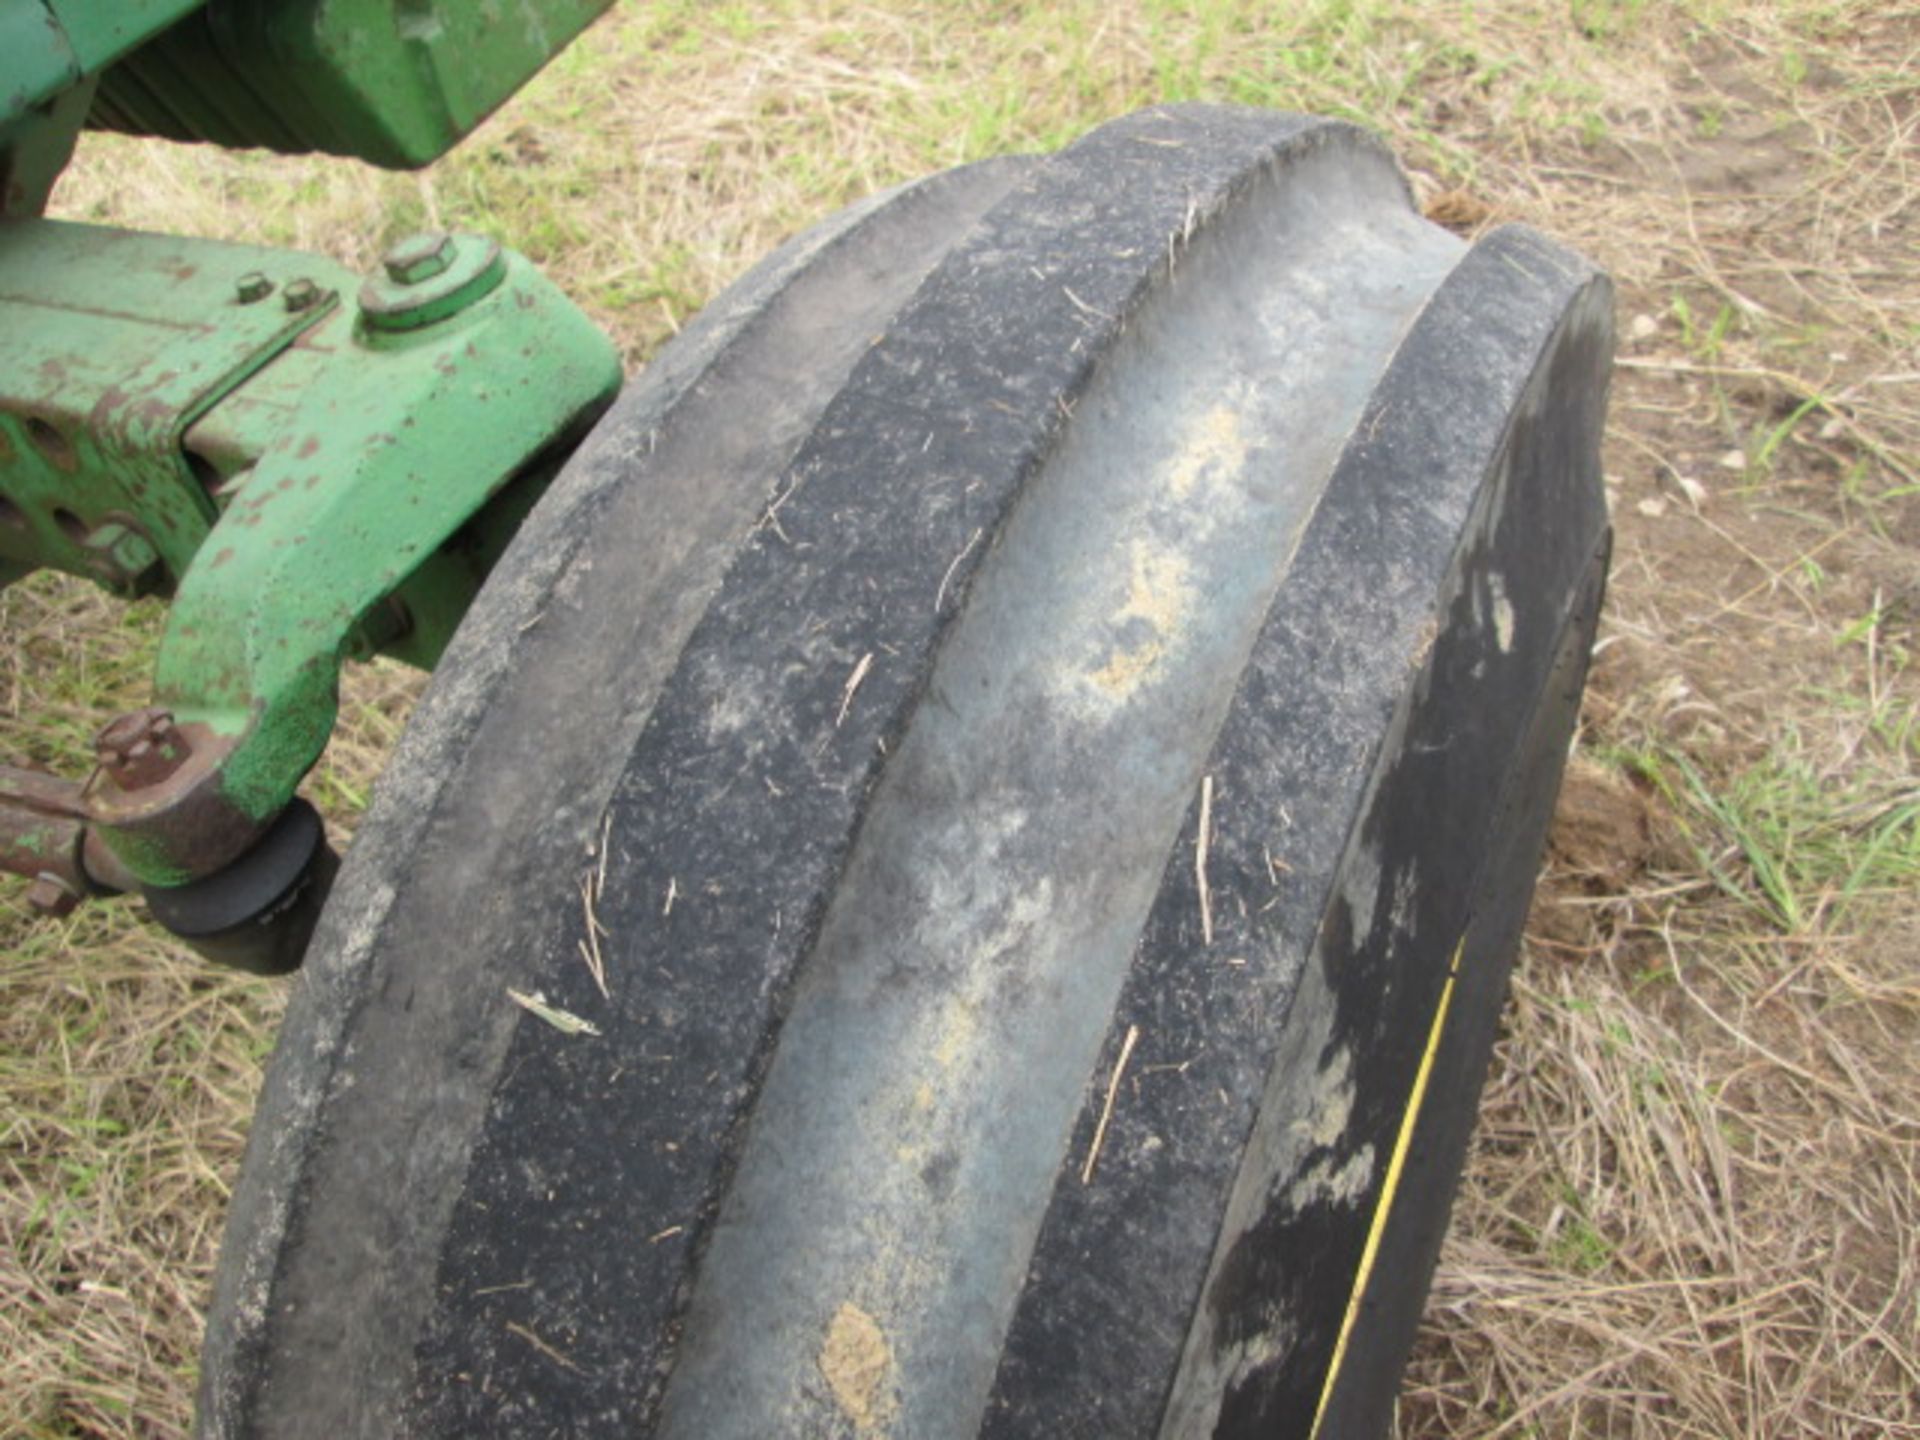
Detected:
[95,706,192,790]
[84,721,266,882]
[26,872,81,917]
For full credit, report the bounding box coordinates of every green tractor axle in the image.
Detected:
[0,220,620,957]
[2,1,621,965]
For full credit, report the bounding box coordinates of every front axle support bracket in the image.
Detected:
[0,221,623,904]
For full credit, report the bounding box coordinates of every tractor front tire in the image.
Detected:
[198,106,1611,1440]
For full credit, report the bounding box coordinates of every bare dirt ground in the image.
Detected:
[3,3,1915,1436]
[1396,15,1920,1434]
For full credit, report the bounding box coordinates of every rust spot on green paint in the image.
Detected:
[91,385,129,423]
[297,436,321,459]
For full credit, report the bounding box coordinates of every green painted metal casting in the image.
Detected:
[2,2,200,121]
[1,0,625,935]
[86,0,618,169]
[5,2,617,217]
[0,223,344,592]
[1,2,199,214]
[0,221,622,886]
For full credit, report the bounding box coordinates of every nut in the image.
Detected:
[26,873,80,918]
[382,232,455,285]
[283,277,323,313]
[235,272,273,304]
[95,707,189,790]
[357,235,504,333]
[81,521,162,592]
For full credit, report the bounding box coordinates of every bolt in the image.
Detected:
[81,521,162,593]
[383,232,455,285]
[235,271,273,304]
[283,277,322,313]
[95,707,190,790]
[26,873,80,918]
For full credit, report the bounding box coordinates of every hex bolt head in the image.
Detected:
[95,707,190,790]
[81,521,162,592]
[283,277,323,313]
[235,271,273,305]
[26,873,80,918]
[383,232,456,285]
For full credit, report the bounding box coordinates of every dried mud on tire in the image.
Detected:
[200,107,1612,1439]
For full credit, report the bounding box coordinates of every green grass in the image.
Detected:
[1669,742,1918,933]
[1609,676,1916,937]
[1545,1187,1615,1276]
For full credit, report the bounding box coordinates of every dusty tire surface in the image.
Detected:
[198,105,1611,1439]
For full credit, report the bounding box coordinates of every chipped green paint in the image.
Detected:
[41,1,202,80]
[0,222,346,582]
[8,1,613,165]
[87,0,616,169]
[1,1,623,904]
[1,223,620,885]
[0,4,81,123]
[0,1,199,215]
[5,1,614,219]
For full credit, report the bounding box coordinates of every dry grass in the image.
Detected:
[4,1,1916,1435]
